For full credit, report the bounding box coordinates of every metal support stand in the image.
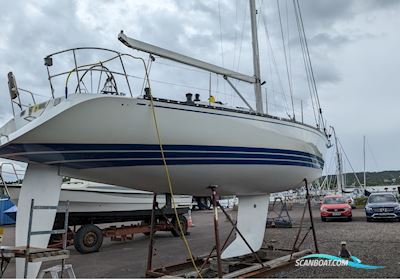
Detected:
[306,179,319,253]
[206,186,264,278]
[144,193,193,278]
[60,201,70,278]
[209,186,222,278]
[266,197,293,228]
[165,193,172,208]
[146,193,157,272]
[144,183,313,278]
[198,224,236,275]
[290,179,319,261]
[0,254,9,278]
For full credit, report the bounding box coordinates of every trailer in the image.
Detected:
[50,206,190,254]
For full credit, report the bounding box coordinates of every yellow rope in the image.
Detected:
[148,93,203,278]
[66,53,202,276]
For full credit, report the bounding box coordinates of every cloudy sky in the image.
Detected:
[0,0,399,177]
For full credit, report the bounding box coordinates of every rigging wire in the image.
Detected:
[293,0,317,118]
[324,149,336,190]
[337,138,364,188]
[366,139,379,170]
[217,0,228,99]
[155,58,209,74]
[126,72,257,102]
[257,0,265,29]
[140,55,154,95]
[293,0,325,130]
[267,43,275,114]
[285,0,293,80]
[257,0,276,115]
[217,0,225,68]
[277,0,295,119]
[236,1,248,71]
[293,0,318,126]
[232,0,240,69]
[259,3,291,117]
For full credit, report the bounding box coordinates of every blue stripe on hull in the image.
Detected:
[0,144,324,162]
[0,143,324,169]
[21,151,320,165]
[52,159,321,169]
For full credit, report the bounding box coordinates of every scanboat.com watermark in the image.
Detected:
[295,254,385,270]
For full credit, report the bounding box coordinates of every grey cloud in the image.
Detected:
[298,0,400,30]
[309,32,351,48]
[313,62,341,84]
[0,0,100,123]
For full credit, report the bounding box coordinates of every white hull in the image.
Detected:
[0,94,329,277]
[7,181,192,213]
[0,94,328,196]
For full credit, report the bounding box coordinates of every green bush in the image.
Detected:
[354,197,368,207]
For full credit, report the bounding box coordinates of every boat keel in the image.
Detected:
[221,194,269,259]
[15,164,62,278]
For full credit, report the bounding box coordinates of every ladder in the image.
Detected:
[0,162,22,198]
[24,198,73,278]
[37,264,76,278]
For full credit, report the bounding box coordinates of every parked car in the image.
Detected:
[365,193,400,222]
[320,195,352,222]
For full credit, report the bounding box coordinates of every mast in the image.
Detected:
[363,135,366,187]
[249,0,263,113]
[332,128,343,193]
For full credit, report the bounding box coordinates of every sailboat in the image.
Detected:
[0,0,330,277]
[7,179,193,215]
[330,128,364,196]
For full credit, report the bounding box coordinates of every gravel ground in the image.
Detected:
[1,206,399,278]
[265,206,400,278]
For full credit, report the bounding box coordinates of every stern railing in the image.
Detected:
[44,47,149,100]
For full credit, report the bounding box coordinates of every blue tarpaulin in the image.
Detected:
[0,198,16,225]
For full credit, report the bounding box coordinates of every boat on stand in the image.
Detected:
[6,179,193,222]
[0,0,331,277]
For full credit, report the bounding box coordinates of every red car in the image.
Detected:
[320,195,352,221]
